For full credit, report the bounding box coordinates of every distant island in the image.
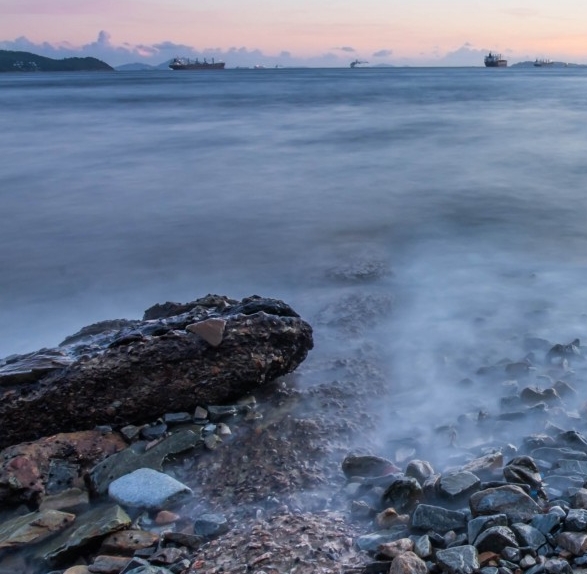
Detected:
[0,50,113,72]
[511,60,587,68]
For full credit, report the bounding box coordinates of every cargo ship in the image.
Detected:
[484,52,507,67]
[169,57,225,70]
[534,58,553,67]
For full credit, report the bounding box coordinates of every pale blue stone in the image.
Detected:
[108,468,192,510]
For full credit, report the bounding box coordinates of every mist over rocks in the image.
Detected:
[0,294,313,448]
[5,283,587,572]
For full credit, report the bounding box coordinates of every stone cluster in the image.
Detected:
[3,288,587,574]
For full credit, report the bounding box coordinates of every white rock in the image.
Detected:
[108,468,192,510]
[186,318,226,346]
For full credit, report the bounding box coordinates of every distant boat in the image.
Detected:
[534,58,553,67]
[484,52,507,67]
[350,59,369,68]
[169,57,225,70]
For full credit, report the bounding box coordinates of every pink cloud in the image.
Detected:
[2,0,119,16]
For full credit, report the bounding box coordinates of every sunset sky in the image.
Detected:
[2,0,587,67]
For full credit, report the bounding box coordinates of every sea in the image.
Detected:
[2,66,587,461]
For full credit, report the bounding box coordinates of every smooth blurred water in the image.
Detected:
[2,66,587,397]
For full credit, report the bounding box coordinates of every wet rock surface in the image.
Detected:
[5,293,587,573]
[0,295,313,448]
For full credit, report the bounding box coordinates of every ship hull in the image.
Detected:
[169,62,225,70]
[484,52,507,67]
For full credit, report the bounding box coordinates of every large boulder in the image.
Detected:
[0,295,313,449]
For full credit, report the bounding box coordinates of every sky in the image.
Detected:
[1,0,587,68]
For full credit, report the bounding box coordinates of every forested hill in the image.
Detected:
[0,50,114,72]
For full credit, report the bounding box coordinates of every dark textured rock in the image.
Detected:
[564,508,587,531]
[0,296,313,449]
[467,515,508,546]
[511,523,547,551]
[342,455,399,479]
[437,471,481,501]
[356,526,410,553]
[435,545,479,574]
[469,485,542,522]
[405,460,436,485]
[193,513,229,538]
[410,504,467,534]
[474,526,518,554]
[381,477,422,513]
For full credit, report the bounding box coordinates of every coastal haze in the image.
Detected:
[3,67,587,461]
[2,0,587,67]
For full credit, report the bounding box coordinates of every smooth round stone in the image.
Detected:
[108,468,192,510]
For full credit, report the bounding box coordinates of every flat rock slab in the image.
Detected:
[0,509,75,549]
[108,468,192,510]
[0,296,313,449]
[36,504,131,566]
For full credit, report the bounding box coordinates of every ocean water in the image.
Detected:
[3,67,587,459]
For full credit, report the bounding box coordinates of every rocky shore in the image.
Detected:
[3,292,587,574]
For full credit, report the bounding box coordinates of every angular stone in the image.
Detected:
[378,538,414,559]
[162,532,204,550]
[356,526,410,553]
[186,318,226,347]
[511,523,547,551]
[469,485,542,522]
[39,504,131,565]
[88,555,131,573]
[64,567,92,574]
[531,447,587,463]
[155,510,180,525]
[193,513,229,538]
[0,509,75,549]
[553,459,587,476]
[474,526,518,554]
[564,508,587,531]
[206,405,238,422]
[436,545,479,574]
[438,471,481,500]
[342,454,399,479]
[557,532,587,556]
[544,557,573,574]
[410,504,467,534]
[162,412,192,425]
[467,515,508,546]
[389,551,428,574]
[100,530,159,555]
[381,477,422,513]
[149,546,186,565]
[573,488,587,508]
[405,460,435,485]
[460,453,503,479]
[109,468,192,510]
[530,512,562,536]
[40,488,90,513]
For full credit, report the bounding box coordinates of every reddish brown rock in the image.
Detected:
[390,551,428,574]
[0,430,126,504]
